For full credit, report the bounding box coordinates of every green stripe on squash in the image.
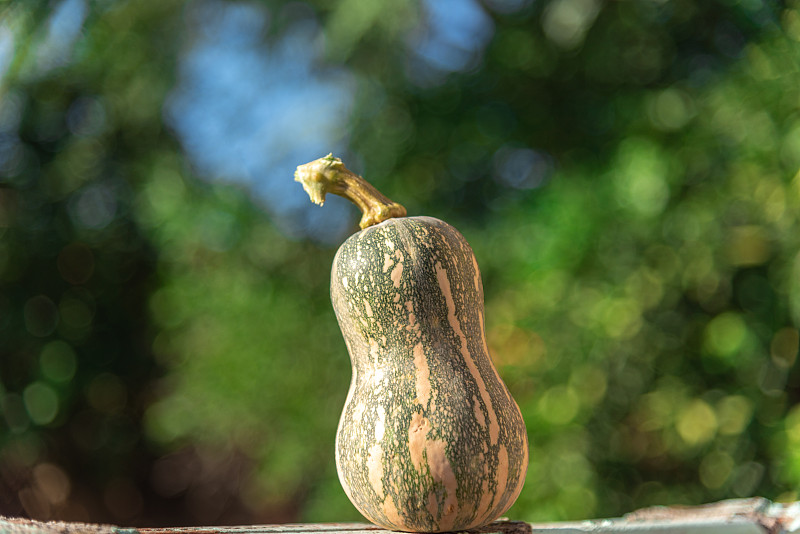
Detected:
[295,156,528,533]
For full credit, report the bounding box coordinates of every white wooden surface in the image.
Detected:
[0,498,797,534]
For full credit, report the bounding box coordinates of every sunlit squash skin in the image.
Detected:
[332,215,529,533]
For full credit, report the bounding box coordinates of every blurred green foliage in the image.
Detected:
[1,0,800,528]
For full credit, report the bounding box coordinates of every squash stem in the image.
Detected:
[295,154,407,229]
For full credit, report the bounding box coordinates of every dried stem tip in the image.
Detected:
[294,154,407,229]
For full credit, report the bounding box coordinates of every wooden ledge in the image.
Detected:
[1,499,798,534]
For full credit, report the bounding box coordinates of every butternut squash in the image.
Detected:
[295,155,528,532]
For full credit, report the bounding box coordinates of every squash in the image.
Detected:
[295,155,528,533]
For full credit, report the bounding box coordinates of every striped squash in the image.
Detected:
[296,156,528,533]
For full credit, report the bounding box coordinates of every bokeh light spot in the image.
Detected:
[149,286,187,329]
[57,140,104,197]
[614,137,670,217]
[786,405,800,444]
[59,295,94,329]
[676,399,717,446]
[34,0,88,75]
[66,96,107,137]
[731,461,765,497]
[704,312,748,358]
[138,164,186,227]
[716,395,753,436]
[784,8,800,41]
[542,0,600,50]
[490,324,543,366]
[624,268,664,310]
[40,341,78,383]
[2,393,30,433]
[600,297,642,339]
[570,365,607,406]
[780,119,800,168]
[68,184,118,230]
[33,463,71,505]
[771,327,799,369]
[637,389,676,432]
[24,295,59,337]
[492,146,553,190]
[0,24,13,82]
[647,88,696,131]
[699,451,734,489]
[23,382,59,425]
[539,385,580,425]
[550,451,593,490]
[727,225,771,267]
